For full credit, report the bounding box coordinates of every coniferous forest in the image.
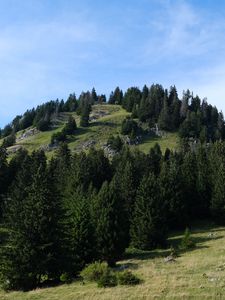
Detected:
[1,84,225,290]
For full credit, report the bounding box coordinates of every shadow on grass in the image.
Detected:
[124,224,224,261]
[141,135,161,144]
[115,262,139,271]
[90,121,117,128]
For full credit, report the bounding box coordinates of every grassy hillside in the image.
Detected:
[1,104,179,158]
[1,222,225,299]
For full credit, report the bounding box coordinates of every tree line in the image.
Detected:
[110,84,225,142]
[2,84,225,146]
[0,140,225,290]
[0,88,105,140]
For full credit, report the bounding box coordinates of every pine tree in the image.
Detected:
[195,146,211,218]
[158,94,171,130]
[93,179,127,266]
[211,160,225,224]
[80,100,91,127]
[63,115,77,135]
[0,146,9,219]
[147,143,162,175]
[1,152,68,290]
[130,173,167,250]
[66,190,96,271]
[91,88,98,103]
[160,158,187,228]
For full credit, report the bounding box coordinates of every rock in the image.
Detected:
[16,127,39,142]
[164,255,176,263]
[208,232,217,238]
[7,145,23,154]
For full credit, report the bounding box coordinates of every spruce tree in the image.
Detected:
[0,146,9,219]
[130,173,167,250]
[160,158,187,228]
[211,160,225,224]
[66,190,96,271]
[158,94,171,130]
[1,152,68,290]
[93,179,127,266]
[80,101,91,127]
[63,115,77,135]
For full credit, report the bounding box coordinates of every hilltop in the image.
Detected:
[1,104,179,158]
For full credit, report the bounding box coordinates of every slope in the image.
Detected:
[0,222,225,299]
[1,104,179,158]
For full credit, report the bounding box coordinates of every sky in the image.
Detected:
[1,0,225,126]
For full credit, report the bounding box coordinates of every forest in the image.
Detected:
[0,84,225,291]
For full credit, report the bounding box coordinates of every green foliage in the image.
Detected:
[121,117,138,137]
[117,270,141,285]
[65,191,96,271]
[0,152,69,290]
[2,133,16,148]
[210,158,225,224]
[80,262,109,282]
[107,135,123,151]
[93,179,127,266]
[79,93,92,127]
[51,116,77,144]
[97,269,117,288]
[130,173,168,250]
[60,273,72,284]
[51,131,67,144]
[36,118,50,131]
[63,116,77,135]
[160,157,188,228]
[180,228,195,250]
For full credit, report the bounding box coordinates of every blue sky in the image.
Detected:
[1,0,225,126]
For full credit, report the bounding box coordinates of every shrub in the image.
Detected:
[97,269,117,288]
[169,245,178,257]
[36,119,50,131]
[117,270,140,285]
[51,131,66,144]
[80,262,109,282]
[107,135,123,151]
[180,228,195,250]
[60,273,72,284]
[121,117,138,136]
[2,133,16,147]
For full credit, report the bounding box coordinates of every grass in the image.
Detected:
[137,132,179,154]
[1,222,225,299]
[1,104,179,158]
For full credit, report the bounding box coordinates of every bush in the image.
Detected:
[2,133,16,147]
[97,269,117,288]
[80,262,109,282]
[36,119,50,131]
[107,135,123,151]
[117,270,140,285]
[60,273,72,284]
[51,131,67,144]
[180,228,195,250]
[121,117,138,136]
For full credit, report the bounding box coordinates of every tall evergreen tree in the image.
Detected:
[130,173,167,250]
[1,153,68,290]
[210,160,225,224]
[65,189,96,271]
[160,157,187,228]
[93,179,127,266]
[80,100,91,127]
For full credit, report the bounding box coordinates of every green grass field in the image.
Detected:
[2,104,179,159]
[1,222,225,299]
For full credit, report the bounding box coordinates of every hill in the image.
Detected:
[1,222,224,299]
[1,104,179,158]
